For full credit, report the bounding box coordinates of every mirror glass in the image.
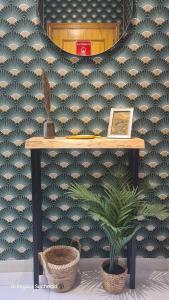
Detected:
[38,0,134,56]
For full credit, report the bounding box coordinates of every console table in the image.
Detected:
[25,137,145,289]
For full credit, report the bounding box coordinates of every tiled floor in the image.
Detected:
[0,259,169,300]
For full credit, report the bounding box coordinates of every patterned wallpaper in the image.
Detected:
[0,0,169,260]
[42,0,125,24]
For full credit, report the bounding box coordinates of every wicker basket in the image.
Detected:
[39,245,80,292]
[101,260,128,294]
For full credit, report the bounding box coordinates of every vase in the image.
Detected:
[43,119,55,139]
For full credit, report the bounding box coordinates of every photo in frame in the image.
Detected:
[107,108,134,138]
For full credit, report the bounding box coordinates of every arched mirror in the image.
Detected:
[38,0,134,56]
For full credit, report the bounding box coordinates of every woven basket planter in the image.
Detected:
[39,245,80,292]
[101,260,128,294]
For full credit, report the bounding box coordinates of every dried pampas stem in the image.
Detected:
[42,69,51,119]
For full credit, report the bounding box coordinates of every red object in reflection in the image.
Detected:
[76,41,91,56]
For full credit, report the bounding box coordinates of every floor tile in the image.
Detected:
[0,272,23,286]
[0,285,49,300]
[0,259,169,300]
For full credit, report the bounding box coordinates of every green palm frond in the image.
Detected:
[67,183,103,206]
[103,184,143,227]
[116,226,140,250]
[88,211,132,236]
[67,170,169,271]
[88,211,120,234]
[137,203,169,221]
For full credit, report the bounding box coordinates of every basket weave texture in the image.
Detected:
[101,260,128,294]
[39,245,80,292]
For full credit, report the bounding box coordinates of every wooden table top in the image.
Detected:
[25,137,145,150]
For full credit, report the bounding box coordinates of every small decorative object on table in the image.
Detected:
[41,69,55,138]
[107,108,134,139]
[65,135,101,139]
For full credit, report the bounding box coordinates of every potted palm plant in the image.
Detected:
[67,169,169,294]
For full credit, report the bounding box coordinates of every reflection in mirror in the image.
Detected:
[38,0,134,56]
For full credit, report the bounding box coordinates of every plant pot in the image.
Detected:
[39,245,80,292]
[43,119,55,138]
[101,260,128,294]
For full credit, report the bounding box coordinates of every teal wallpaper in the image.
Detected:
[0,0,169,260]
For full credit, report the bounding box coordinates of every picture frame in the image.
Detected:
[107,108,134,138]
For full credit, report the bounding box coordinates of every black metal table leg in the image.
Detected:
[31,149,43,288]
[128,236,136,289]
[127,149,139,289]
[127,238,131,274]
[128,149,139,188]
